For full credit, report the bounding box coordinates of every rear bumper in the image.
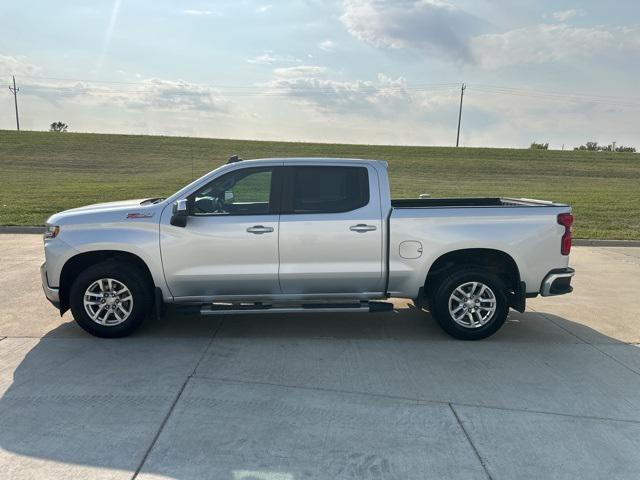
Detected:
[40,262,60,308]
[540,267,575,297]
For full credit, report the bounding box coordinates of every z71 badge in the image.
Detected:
[126,212,154,219]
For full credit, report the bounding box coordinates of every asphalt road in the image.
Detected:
[1,234,639,480]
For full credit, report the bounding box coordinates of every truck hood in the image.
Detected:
[46,199,160,225]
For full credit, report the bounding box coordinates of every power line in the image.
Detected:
[8,76,19,131]
[4,71,640,105]
[0,73,459,91]
[25,83,634,106]
[469,85,640,108]
[471,84,639,103]
[14,83,460,96]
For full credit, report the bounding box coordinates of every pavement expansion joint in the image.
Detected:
[190,374,640,426]
[449,403,494,480]
[130,320,225,480]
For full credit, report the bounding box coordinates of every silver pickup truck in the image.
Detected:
[41,157,574,340]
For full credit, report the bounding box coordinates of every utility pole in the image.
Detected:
[8,76,20,131]
[456,83,466,147]
[612,141,616,153]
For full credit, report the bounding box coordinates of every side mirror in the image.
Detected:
[170,199,189,227]
[224,190,234,203]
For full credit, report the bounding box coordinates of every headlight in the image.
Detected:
[44,225,60,240]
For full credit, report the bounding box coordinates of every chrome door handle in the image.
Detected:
[247,225,274,234]
[349,224,377,233]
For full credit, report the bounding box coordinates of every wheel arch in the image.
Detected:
[423,248,524,312]
[59,250,155,314]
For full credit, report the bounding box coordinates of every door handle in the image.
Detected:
[247,225,274,234]
[349,224,377,233]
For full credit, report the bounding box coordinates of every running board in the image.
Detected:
[199,301,394,316]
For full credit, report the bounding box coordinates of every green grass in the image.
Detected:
[1,130,639,239]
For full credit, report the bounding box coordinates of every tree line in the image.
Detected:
[531,141,636,152]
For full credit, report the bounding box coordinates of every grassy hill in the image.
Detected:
[1,130,638,239]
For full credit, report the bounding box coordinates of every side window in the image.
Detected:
[287,166,369,214]
[192,168,274,216]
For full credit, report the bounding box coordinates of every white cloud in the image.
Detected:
[120,79,231,112]
[257,5,272,13]
[247,51,300,65]
[339,1,640,70]
[272,65,328,78]
[472,24,640,68]
[183,9,216,16]
[23,77,232,114]
[319,39,336,51]
[0,54,41,76]
[551,9,584,22]
[268,68,456,115]
[340,0,481,60]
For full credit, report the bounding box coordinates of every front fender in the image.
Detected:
[54,220,169,296]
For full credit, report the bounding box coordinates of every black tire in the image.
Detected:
[69,260,152,338]
[431,266,508,340]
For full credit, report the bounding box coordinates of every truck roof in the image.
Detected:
[236,157,389,167]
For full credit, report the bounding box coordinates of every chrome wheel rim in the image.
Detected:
[83,278,133,326]
[448,281,497,329]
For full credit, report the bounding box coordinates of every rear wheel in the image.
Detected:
[431,266,508,340]
[69,260,152,338]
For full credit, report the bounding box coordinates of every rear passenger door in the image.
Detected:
[277,164,384,295]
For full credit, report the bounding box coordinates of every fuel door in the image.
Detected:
[399,240,423,259]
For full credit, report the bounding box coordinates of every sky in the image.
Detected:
[0,0,639,148]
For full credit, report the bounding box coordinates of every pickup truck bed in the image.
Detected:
[392,197,562,208]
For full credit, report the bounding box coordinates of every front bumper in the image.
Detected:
[540,267,575,296]
[40,262,60,308]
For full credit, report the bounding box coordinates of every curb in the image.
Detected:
[1,226,639,247]
[0,226,46,234]
[572,239,640,247]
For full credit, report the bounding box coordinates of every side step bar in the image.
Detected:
[199,301,394,316]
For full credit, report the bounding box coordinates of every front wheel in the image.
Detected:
[431,267,508,340]
[69,260,152,338]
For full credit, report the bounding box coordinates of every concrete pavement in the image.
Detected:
[1,234,639,479]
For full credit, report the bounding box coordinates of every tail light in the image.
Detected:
[557,213,573,255]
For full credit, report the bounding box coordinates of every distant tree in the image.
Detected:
[49,122,68,132]
[530,142,549,150]
[574,141,599,151]
[573,141,636,153]
[615,145,636,153]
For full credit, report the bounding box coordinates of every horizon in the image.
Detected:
[3,128,635,153]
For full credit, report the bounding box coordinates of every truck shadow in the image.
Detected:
[0,307,637,478]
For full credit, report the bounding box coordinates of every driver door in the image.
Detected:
[160,166,282,299]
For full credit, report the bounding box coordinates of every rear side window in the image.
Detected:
[284,166,369,214]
